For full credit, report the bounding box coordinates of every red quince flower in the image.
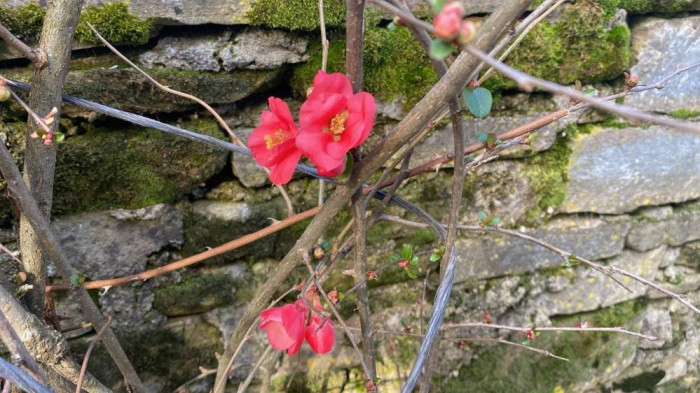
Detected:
[258,300,307,355]
[296,71,376,177]
[248,97,303,185]
[433,4,463,41]
[305,314,335,354]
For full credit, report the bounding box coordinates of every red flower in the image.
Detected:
[305,314,335,354]
[296,71,376,177]
[258,300,307,355]
[248,97,303,185]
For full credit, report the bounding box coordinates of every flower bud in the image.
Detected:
[433,9,461,41]
[458,20,477,44]
[0,86,10,102]
[393,16,404,27]
[442,1,465,18]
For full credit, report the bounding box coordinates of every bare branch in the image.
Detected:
[76,316,113,393]
[443,322,658,341]
[0,23,46,66]
[464,45,700,133]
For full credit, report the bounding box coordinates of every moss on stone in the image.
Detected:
[0,2,45,41]
[618,0,697,14]
[521,128,575,226]
[247,0,345,31]
[483,0,631,91]
[153,274,235,316]
[669,108,700,119]
[406,227,439,247]
[291,27,438,108]
[52,117,228,216]
[74,3,151,46]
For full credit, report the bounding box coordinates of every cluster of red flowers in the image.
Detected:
[248,71,376,185]
[433,1,477,44]
[258,293,335,355]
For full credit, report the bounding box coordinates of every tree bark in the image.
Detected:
[19,0,84,317]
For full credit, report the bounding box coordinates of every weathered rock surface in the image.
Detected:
[627,16,700,113]
[139,29,308,72]
[530,247,674,315]
[51,204,182,279]
[561,126,700,214]
[129,0,252,25]
[53,118,229,215]
[454,215,631,282]
[230,128,268,187]
[627,201,700,251]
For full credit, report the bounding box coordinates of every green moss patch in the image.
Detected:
[53,118,228,216]
[75,3,151,46]
[618,0,697,14]
[484,0,631,91]
[292,27,438,108]
[153,274,235,316]
[669,109,700,120]
[248,0,345,30]
[0,2,45,41]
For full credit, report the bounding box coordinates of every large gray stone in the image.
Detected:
[454,215,631,282]
[627,16,700,113]
[51,204,183,279]
[220,29,308,70]
[627,201,700,251]
[561,126,700,214]
[139,29,308,72]
[529,247,672,315]
[130,0,251,25]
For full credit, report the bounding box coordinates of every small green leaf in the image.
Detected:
[477,211,487,222]
[429,0,447,13]
[338,291,345,301]
[487,216,502,227]
[400,244,413,261]
[486,133,497,148]
[387,21,397,31]
[338,153,353,181]
[429,39,453,61]
[54,132,66,142]
[70,274,85,286]
[476,133,488,144]
[438,246,446,254]
[320,240,331,252]
[410,256,419,266]
[521,339,530,346]
[429,253,441,262]
[390,253,401,263]
[407,268,417,279]
[583,88,598,97]
[464,87,493,118]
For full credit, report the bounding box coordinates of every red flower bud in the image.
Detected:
[397,259,409,268]
[442,1,465,18]
[458,20,477,44]
[433,10,461,41]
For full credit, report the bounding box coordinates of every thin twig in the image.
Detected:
[4,85,52,134]
[0,308,47,385]
[237,345,273,393]
[47,207,321,291]
[76,316,113,393]
[0,23,46,66]
[443,322,658,341]
[465,46,700,133]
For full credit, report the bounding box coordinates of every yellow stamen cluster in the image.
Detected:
[264,129,288,149]
[325,111,349,142]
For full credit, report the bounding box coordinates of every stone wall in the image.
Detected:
[0,1,699,392]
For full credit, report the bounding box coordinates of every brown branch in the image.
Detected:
[48,206,321,291]
[464,45,700,133]
[76,316,113,393]
[0,308,47,385]
[0,142,146,391]
[0,23,46,67]
[236,345,273,393]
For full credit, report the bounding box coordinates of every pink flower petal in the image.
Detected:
[305,316,335,354]
[269,150,302,185]
[310,71,353,99]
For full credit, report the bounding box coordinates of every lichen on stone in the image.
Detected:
[74,2,151,46]
[247,0,345,30]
